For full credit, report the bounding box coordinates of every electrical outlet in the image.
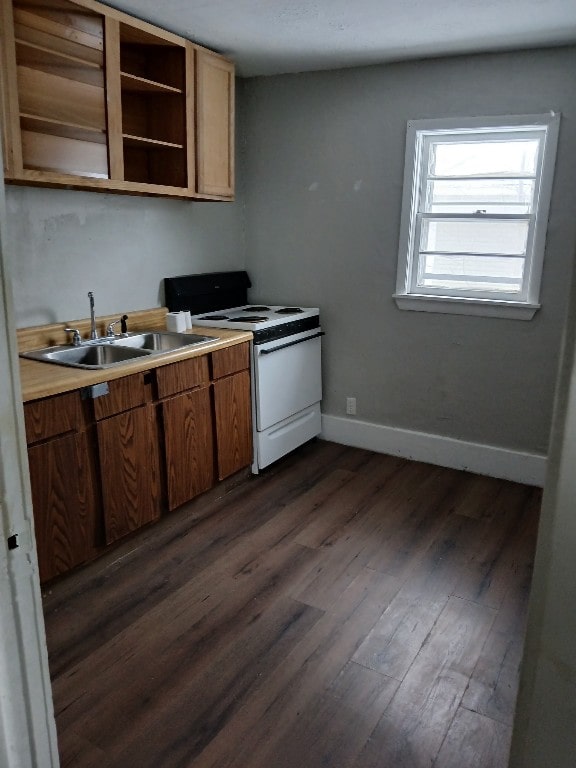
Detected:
[346,397,356,415]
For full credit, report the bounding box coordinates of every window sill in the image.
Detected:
[393,293,540,320]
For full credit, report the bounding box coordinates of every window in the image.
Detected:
[394,113,560,319]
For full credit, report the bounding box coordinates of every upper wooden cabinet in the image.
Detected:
[0,0,235,199]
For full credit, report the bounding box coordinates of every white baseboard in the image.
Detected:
[320,414,547,487]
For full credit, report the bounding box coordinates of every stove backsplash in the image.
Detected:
[164,271,251,315]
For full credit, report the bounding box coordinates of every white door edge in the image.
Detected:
[0,154,59,765]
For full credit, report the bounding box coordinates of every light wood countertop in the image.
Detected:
[20,326,252,402]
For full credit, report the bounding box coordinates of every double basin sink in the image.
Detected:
[20,331,214,370]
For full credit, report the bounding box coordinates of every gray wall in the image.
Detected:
[242,46,576,455]
[7,186,245,328]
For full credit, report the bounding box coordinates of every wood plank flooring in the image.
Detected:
[42,439,541,768]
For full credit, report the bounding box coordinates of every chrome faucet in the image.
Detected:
[88,291,98,339]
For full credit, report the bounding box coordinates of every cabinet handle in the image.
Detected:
[81,382,110,400]
[259,332,325,355]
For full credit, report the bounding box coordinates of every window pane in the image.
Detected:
[420,219,529,256]
[418,253,525,293]
[425,179,535,214]
[430,139,539,177]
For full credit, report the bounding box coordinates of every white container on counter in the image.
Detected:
[166,312,187,332]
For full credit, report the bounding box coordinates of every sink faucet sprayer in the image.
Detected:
[88,291,98,339]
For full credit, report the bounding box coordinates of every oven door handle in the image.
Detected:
[259,331,325,355]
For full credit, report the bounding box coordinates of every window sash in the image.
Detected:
[421,129,545,179]
[409,212,536,301]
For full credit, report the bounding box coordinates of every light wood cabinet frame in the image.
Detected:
[0,0,235,199]
[104,16,123,180]
[0,0,24,175]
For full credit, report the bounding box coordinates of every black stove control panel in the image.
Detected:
[252,315,320,344]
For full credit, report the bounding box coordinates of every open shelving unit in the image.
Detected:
[12,0,108,178]
[117,22,187,188]
[0,0,235,199]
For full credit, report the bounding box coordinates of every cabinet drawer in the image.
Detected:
[92,371,152,421]
[211,342,249,380]
[24,390,84,444]
[155,355,209,399]
[92,372,150,420]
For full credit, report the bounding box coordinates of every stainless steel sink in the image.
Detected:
[20,331,215,369]
[21,343,152,369]
[118,331,213,352]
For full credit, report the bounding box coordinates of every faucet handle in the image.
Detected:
[64,327,82,346]
[106,315,129,337]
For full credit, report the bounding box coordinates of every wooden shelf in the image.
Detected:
[16,39,103,88]
[21,128,109,178]
[13,5,104,58]
[119,22,181,47]
[122,133,183,149]
[21,112,106,143]
[16,37,102,69]
[120,71,182,94]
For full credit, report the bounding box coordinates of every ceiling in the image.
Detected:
[109,0,576,77]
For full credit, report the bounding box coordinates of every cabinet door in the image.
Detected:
[195,48,234,197]
[161,386,214,510]
[97,403,161,544]
[213,370,252,480]
[28,430,98,583]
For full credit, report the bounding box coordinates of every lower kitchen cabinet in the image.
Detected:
[161,386,214,510]
[96,403,161,544]
[24,341,253,583]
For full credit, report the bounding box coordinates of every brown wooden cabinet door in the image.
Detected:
[213,369,252,480]
[161,386,214,510]
[97,403,161,544]
[28,430,98,583]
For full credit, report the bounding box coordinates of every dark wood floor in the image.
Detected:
[42,439,541,768]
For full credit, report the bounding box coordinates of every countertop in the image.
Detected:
[20,326,253,402]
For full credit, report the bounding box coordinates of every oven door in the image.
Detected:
[253,327,323,431]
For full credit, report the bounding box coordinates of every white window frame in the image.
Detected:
[394,113,560,320]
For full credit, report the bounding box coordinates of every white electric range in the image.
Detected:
[164,274,323,473]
